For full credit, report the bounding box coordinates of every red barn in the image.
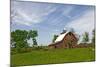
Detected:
[48,32,78,48]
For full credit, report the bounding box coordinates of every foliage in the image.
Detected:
[28,30,38,46]
[82,32,89,43]
[11,29,38,53]
[11,30,29,52]
[52,35,58,43]
[11,47,34,54]
[92,29,95,44]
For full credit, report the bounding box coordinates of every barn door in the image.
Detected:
[68,42,72,48]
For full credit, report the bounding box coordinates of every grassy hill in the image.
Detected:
[11,48,95,66]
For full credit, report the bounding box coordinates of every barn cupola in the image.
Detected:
[60,28,67,34]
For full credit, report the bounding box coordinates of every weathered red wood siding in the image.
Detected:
[48,32,78,48]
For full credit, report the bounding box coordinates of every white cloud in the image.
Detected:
[65,10,95,43]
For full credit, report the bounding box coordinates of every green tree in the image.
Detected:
[92,29,95,44]
[11,30,28,52]
[28,30,38,46]
[11,29,38,52]
[82,32,89,43]
[33,38,37,45]
[52,35,58,43]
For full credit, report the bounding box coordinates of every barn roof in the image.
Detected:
[55,32,69,42]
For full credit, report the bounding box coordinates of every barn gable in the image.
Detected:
[55,32,69,42]
[55,32,77,43]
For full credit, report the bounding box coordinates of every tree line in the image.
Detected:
[52,29,95,44]
[11,29,38,53]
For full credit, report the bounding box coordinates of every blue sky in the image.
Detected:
[11,1,95,45]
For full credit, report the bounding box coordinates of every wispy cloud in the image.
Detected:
[65,9,95,43]
[11,1,59,26]
[62,6,74,17]
[65,10,95,34]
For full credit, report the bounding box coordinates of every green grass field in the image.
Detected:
[11,48,95,66]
